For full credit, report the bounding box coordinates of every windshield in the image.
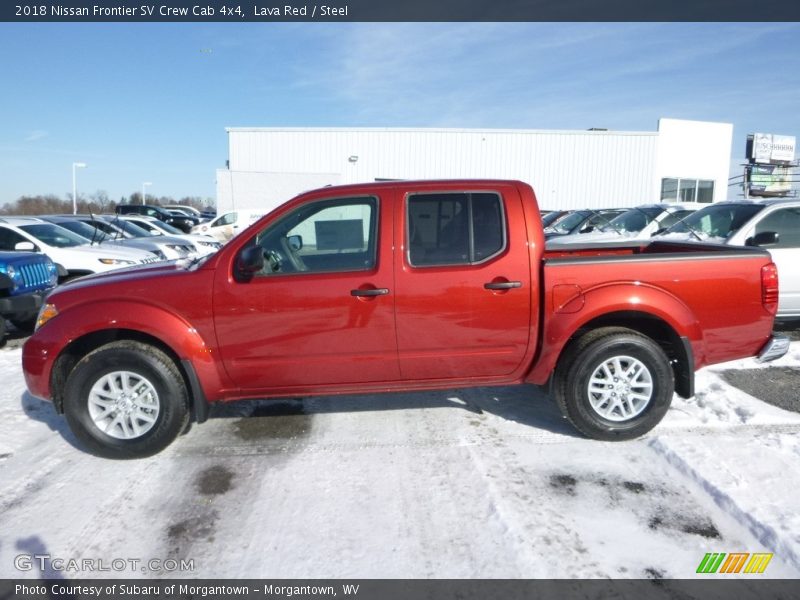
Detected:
[19,223,91,247]
[133,219,183,235]
[663,204,764,239]
[55,220,109,242]
[549,210,590,234]
[110,219,158,238]
[156,221,184,234]
[599,207,662,233]
[541,211,565,228]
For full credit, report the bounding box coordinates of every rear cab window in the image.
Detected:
[406,191,506,267]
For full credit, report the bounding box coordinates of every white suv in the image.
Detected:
[0,217,160,281]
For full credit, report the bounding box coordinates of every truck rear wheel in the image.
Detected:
[554,327,674,441]
[63,341,189,459]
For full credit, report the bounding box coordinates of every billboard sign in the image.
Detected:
[747,133,796,164]
[748,164,792,196]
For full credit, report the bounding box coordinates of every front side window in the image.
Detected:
[253,196,377,276]
[0,227,28,250]
[407,192,505,267]
[216,213,236,226]
[755,207,800,248]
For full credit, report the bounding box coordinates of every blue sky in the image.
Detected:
[1,22,799,204]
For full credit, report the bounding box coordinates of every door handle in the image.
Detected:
[351,288,390,297]
[484,281,522,290]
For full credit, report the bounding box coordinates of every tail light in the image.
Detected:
[761,263,779,314]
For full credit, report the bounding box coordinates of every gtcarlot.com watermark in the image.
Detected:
[15,553,195,574]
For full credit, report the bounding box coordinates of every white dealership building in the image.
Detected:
[215,118,733,214]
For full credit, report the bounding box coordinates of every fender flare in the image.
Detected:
[35,299,228,408]
[528,281,703,388]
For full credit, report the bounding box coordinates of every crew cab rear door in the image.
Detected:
[393,183,532,379]
[213,189,399,392]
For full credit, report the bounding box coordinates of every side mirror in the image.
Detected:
[15,241,36,251]
[287,234,303,251]
[235,245,264,281]
[580,226,595,234]
[746,231,779,247]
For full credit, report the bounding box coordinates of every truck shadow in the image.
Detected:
[19,392,84,451]
[208,384,582,440]
[20,384,581,455]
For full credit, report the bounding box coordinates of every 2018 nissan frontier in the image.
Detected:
[22,180,789,458]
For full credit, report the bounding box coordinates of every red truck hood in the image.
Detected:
[57,258,208,292]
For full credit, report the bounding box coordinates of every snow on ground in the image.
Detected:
[0,343,799,579]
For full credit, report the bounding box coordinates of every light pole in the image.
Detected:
[142,181,152,205]
[72,162,87,215]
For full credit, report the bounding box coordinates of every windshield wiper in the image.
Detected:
[658,218,705,242]
[582,209,624,235]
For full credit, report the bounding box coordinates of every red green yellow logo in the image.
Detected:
[696,552,773,574]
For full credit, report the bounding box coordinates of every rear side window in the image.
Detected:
[407,192,505,267]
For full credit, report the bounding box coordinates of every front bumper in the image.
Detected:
[756,334,791,363]
[0,291,46,319]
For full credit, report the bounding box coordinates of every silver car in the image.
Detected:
[42,215,198,261]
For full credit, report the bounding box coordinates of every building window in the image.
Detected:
[661,178,714,203]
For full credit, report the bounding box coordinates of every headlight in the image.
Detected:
[98,258,136,265]
[45,261,59,286]
[1,265,23,291]
[36,303,59,330]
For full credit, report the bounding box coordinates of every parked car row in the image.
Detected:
[0,214,222,285]
[543,198,800,319]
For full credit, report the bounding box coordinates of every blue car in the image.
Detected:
[0,251,59,337]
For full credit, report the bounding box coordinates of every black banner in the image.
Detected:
[2,579,800,600]
[3,0,800,22]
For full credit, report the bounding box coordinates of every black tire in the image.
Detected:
[554,327,674,441]
[63,340,189,459]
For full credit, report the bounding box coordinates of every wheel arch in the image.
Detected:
[556,311,694,399]
[50,328,209,421]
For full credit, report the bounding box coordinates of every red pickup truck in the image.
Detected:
[22,180,789,458]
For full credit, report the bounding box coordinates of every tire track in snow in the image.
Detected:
[649,437,800,573]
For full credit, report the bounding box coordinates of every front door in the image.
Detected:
[393,185,532,380]
[213,192,399,393]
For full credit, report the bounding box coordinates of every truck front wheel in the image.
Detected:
[554,327,674,441]
[63,341,189,459]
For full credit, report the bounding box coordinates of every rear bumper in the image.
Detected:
[0,291,45,319]
[757,334,791,363]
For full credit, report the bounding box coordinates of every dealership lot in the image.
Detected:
[0,335,798,579]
